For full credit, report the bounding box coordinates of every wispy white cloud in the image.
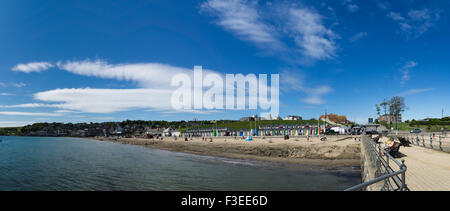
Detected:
[301,86,333,105]
[12,62,54,73]
[56,59,217,89]
[201,0,338,62]
[304,86,333,96]
[376,1,390,10]
[11,82,26,88]
[25,87,258,114]
[200,0,285,51]
[0,82,27,88]
[349,32,368,42]
[387,8,440,38]
[301,96,326,105]
[0,111,63,117]
[343,0,359,12]
[286,7,338,60]
[55,110,80,113]
[0,121,37,127]
[4,59,272,114]
[0,93,15,96]
[280,70,332,105]
[32,88,173,113]
[159,109,222,114]
[0,103,51,108]
[400,61,418,85]
[280,70,305,92]
[399,88,434,96]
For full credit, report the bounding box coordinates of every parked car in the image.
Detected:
[410,129,422,133]
[325,128,339,135]
[365,130,378,135]
[350,127,362,135]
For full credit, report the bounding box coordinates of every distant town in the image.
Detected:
[1,111,448,138]
[0,113,345,137]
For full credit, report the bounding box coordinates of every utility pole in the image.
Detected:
[442,109,445,136]
[254,114,257,136]
[317,113,320,136]
[249,118,252,136]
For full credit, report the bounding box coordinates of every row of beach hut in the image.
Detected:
[181,125,343,137]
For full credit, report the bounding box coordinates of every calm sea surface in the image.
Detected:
[0,136,361,191]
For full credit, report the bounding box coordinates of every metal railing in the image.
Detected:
[345,135,408,191]
[401,135,450,152]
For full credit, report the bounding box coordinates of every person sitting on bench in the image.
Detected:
[388,142,401,158]
[380,138,395,156]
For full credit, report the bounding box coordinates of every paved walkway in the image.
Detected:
[390,144,450,191]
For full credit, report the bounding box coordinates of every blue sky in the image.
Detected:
[1,0,450,126]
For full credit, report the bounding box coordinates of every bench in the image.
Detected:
[398,137,411,147]
[373,136,381,143]
[388,143,402,158]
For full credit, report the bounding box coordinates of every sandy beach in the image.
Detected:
[91,135,362,167]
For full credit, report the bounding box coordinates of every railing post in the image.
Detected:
[430,136,433,149]
[401,160,406,191]
[345,135,408,191]
[422,135,425,147]
[386,152,389,166]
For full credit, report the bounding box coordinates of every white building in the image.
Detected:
[284,115,302,121]
[172,131,181,137]
[163,128,173,137]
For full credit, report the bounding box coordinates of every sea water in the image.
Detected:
[0,136,360,191]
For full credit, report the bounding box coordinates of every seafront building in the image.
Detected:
[378,114,402,124]
[283,115,302,121]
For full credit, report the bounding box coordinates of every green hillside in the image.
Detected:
[0,127,23,136]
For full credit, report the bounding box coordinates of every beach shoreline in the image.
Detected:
[89,136,362,167]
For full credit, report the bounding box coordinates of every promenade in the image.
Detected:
[384,136,450,191]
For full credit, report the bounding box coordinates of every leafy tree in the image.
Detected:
[376,104,381,117]
[389,96,406,131]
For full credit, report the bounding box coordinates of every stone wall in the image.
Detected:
[360,135,389,191]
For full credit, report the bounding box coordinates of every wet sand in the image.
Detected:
[90,135,362,167]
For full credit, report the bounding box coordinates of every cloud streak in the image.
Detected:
[0,121,38,127]
[12,62,54,73]
[387,8,440,38]
[398,88,434,96]
[0,111,63,117]
[5,60,278,114]
[280,70,332,105]
[349,32,368,42]
[201,0,338,62]
[32,88,174,113]
[200,0,285,51]
[343,0,359,13]
[286,7,338,60]
[400,61,418,85]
